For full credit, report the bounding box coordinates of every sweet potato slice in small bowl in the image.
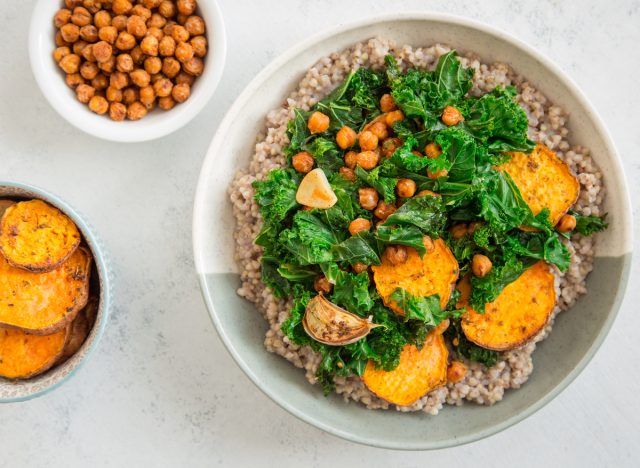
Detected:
[58,297,98,363]
[0,327,69,379]
[497,143,580,227]
[372,237,459,314]
[363,329,448,406]
[459,261,556,351]
[0,247,91,335]
[0,199,81,272]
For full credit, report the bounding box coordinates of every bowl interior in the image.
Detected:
[193,15,632,449]
[0,182,110,402]
[29,0,226,142]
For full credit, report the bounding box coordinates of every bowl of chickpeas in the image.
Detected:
[29,0,226,142]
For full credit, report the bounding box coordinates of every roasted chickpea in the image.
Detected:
[171,25,190,43]
[60,23,81,43]
[71,7,92,27]
[83,0,100,14]
[131,5,152,21]
[175,41,194,63]
[122,87,139,104]
[182,56,202,76]
[449,223,468,240]
[557,214,577,233]
[53,46,71,63]
[339,167,356,182]
[472,254,492,278]
[91,73,108,90]
[158,95,176,110]
[115,31,136,50]
[146,26,164,41]
[80,61,100,80]
[150,73,166,83]
[106,85,123,102]
[144,56,162,74]
[174,71,194,85]
[139,85,156,105]
[59,54,81,73]
[427,168,449,180]
[81,43,95,61]
[65,0,82,8]
[342,150,357,170]
[177,0,197,15]
[79,24,98,42]
[352,263,368,274]
[416,189,440,198]
[162,57,181,78]
[381,137,401,158]
[369,121,389,140]
[65,72,85,88]
[75,83,95,103]
[114,53,133,72]
[111,0,133,15]
[143,0,162,8]
[396,178,416,198]
[136,35,157,56]
[112,15,128,31]
[374,200,396,220]
[190,35,207,58]
[307,111,330,134]
[110,71,129,89]
[447,361,468,383]
[99,57,116,74]
[176,14,188,26]
[92,41,112,63]
[425,142,442,159]
[171,82,190,103]
[385,110,404,127]
[88,95,109,114]
[54,9,72,28]
[332,126,356,150]
[314,276,332,294]
[379,93,397,112]
[356,150,379,170]
[94,10,112,28]
[358,188,379,211]
[349,218,372,236]
[55,31,70,47]
[72,40,88,55]
[126,101,147,120]
[292,151,314,173]
[130,46,145,64]
[441,106,464,126]
[184,15,205,35]
[358,130,378,151]
[147,13,166,29]
[384,245,408,265]
[126,15,147,38]
[158,0,177,17]
[162,21,176,36]
[127,69,150,88]
[98,25,118,44]
[158,35,176,56]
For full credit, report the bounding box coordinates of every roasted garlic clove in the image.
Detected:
[302,294,380,346]
[295,168,338,209]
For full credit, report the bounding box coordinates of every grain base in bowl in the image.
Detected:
[229,38,605,414]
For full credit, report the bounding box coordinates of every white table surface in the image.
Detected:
[1,0,639,466]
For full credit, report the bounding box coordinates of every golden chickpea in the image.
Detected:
[175,70,194,85]
[349,218,372,236]
[79,24,98,42]
[112,15,128,31]
[94,10,111,28]
[92,41,112,63]
[374,201,396,220]
[144,56,162,74]
[99,57,116,74]
[84,0,101,14]
[131,5,152,20]
[447,361,468,383]
[115,53,133,72]
[122,87,139,104]
[177,0,197,15]
[53,46,71,63]
[358,188,379,211]
[71,7,92,27]
[358,130,378,151]
[370,121,389,140]
[175,41,194,63]
[88,95,109,114]
[143,0,162,8]
[152,78,172,97]
[181,56,202,76]
[80,61,100,80]
[112,0,133,15]
[314,276,332,295]
[158,95,176,110]
[396,178,416,198]
[60,23,81,43]
[385,110,404,127]
[557,214,577,233]
[427,168,449,180]
[127,69,149,87]
[139,35,158,56]
[150,73,165,83]
[171,82,190,103]
[158,35,176,56]
[130,46,145,64]
[381,137,401,158]
[110,71,129,89]
[65,73,85,88]
[424,142,442,159]
[342,150,357,169]
[159,0,177,17]
[449,223,468,240]
[98,25,118,44]
[416,189,440,198]
[72,40,88,55]
[352,263,368,274]
[115,32,136,50]
[334,126,356,149]
[75,83,95,103]
[146,26,164,41]
[106,86,123,102]
[54,9,72,28]
[147,13,166,29]
[78,43,94,62]
[139,85,156,105]
[59,54,81,73]
[442,106,464,126]
[291,151,314,173]
[162,57,181,78]
[65,0,82,8]
[472,254,492,278]
[171,25,189,43]
[384,245,408,265]
[162,21,176,36]
[339,167,356,182]
[91,73,108,90]
[126,101,147,120]
[356,150,379,170]
[55,31,70,47]
[305,111,328,134]
[126,15,147,39]
[184,15,205,35]
[190,35,207,58]
[379,93,397,112]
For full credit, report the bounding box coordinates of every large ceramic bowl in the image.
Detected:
[0,181,111,402]
[192,13,632,449]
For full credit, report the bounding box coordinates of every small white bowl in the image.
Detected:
[28,0,226,142]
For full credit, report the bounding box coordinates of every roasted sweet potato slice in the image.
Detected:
[0,327,68,379]
[0,199,81,272]
[363,330,448,406]
[459,261,556,351]
[372,237,459,314]
[498,143,580,226]
[58,297,98,363]
[0,247,91,334]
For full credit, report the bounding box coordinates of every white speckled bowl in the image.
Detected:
[0,181,111,402]
[193,14,633,449]
[28,0,227,142]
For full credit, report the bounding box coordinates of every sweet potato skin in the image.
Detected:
[0,327,69,379]
[58,297,98,363]
[363,329,448,406]
[0,199,81,272]
[0,199,15,218]
[498,143,580,227]
[459,261,556,351]
[372,237,459,314]
[0,247,91,335]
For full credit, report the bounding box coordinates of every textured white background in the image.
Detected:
[1,0,639,466]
